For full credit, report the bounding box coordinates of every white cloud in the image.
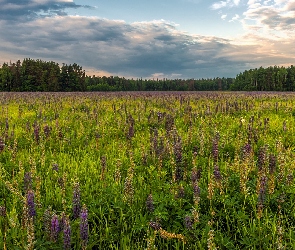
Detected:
[211,0,241,9]
[221,14,228,20]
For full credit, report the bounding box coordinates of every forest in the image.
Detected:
[0,58,295,91]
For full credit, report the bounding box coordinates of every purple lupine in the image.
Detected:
[258,176,268,206]
[34,124,40,144]
[73,183,81,219]
[0,137,4,152]
[63,216,71,250]
[184,215,193,230]
[51,214,60,242]
[43,124,51,138]
[24,172,32,192]
[257,146,267,171]
[193,182,201,198]
[191,168,202,183]
[0,206,6,217]
[241,143,252,160]
[146,194,154,213]
[213,165,222,182]
[269,154,277,174]
[149,220,161,231]
[43,206,53,238]
[176,186,185,199]
[212,133,220,163]
[80,204,89,248]
[173,139,182,165]
[52,163,59,172]
[27,190,36,218]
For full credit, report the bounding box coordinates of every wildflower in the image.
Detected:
[173,139,182,165]
[43,206,53,238]
[43,125,51,138]
[27,190,36,218]
[176,185,185,199]
[0,137,4,152]
[0,206,6,217]
[269,154,277,174]
[193,182,201,204]
[63,216,71,250]
[73,183,81,219]
[33,124,40,144]
[241,143,252,160]
[258,175,268,206]
[149,221,161,231]
[213,165,222,182]
[51,214,60,242]
[257,146,267,171]
[184,215,193,230]
[24,172,32,192]
[212,133,219,163]
[191,167,201,183]
[80,204,89,249]
[52,163,59,172]
[146,194,155,213]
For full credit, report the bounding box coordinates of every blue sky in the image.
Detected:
[0,0,294,79]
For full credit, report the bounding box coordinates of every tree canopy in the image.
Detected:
[0,59,295,91]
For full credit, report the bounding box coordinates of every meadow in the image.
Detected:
[1,91,295,249]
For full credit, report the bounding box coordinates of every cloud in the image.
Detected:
[0,0,91,21]
[1,0,295,79]
[1,14,294,79]
[242,0,295,39]
[211,0,241,10]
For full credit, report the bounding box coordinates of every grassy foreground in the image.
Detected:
[1,91,295,249]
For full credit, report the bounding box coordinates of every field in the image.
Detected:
[1,91,295,249]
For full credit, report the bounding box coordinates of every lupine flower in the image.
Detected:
[63,216,71,250]
[27,190,36,218]
[241,143,252,160]
[213,165,222,182]
[51,214,60,242]
[269,154,277,174]
[0,137,4,152]
[5,118,9,131]
[43,125,51,138]
[184,215,193,230]
[173,139,182,165]
[193,182,201,199]
[257,146,267,171]
[176,185,185,199]
[258,175,268,206]
[191,167,202,183]
[52,163,59,172]
[73,183,81,219]
[33,124,40,144]
[0,206,6,217]
[212,133,220,163]
[146,194,155,213]
[80,204,89,249]
[149,221,161,231]
[24,172,32,192]
[43,206,53,238]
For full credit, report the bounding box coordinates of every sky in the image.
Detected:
[0,0,295,79]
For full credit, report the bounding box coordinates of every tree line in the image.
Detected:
[1,59,295,91]
[0,58,86,91]
[230,65,295,91]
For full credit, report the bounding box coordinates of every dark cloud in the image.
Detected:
[0,0,91,21]
[0,14,293,78]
